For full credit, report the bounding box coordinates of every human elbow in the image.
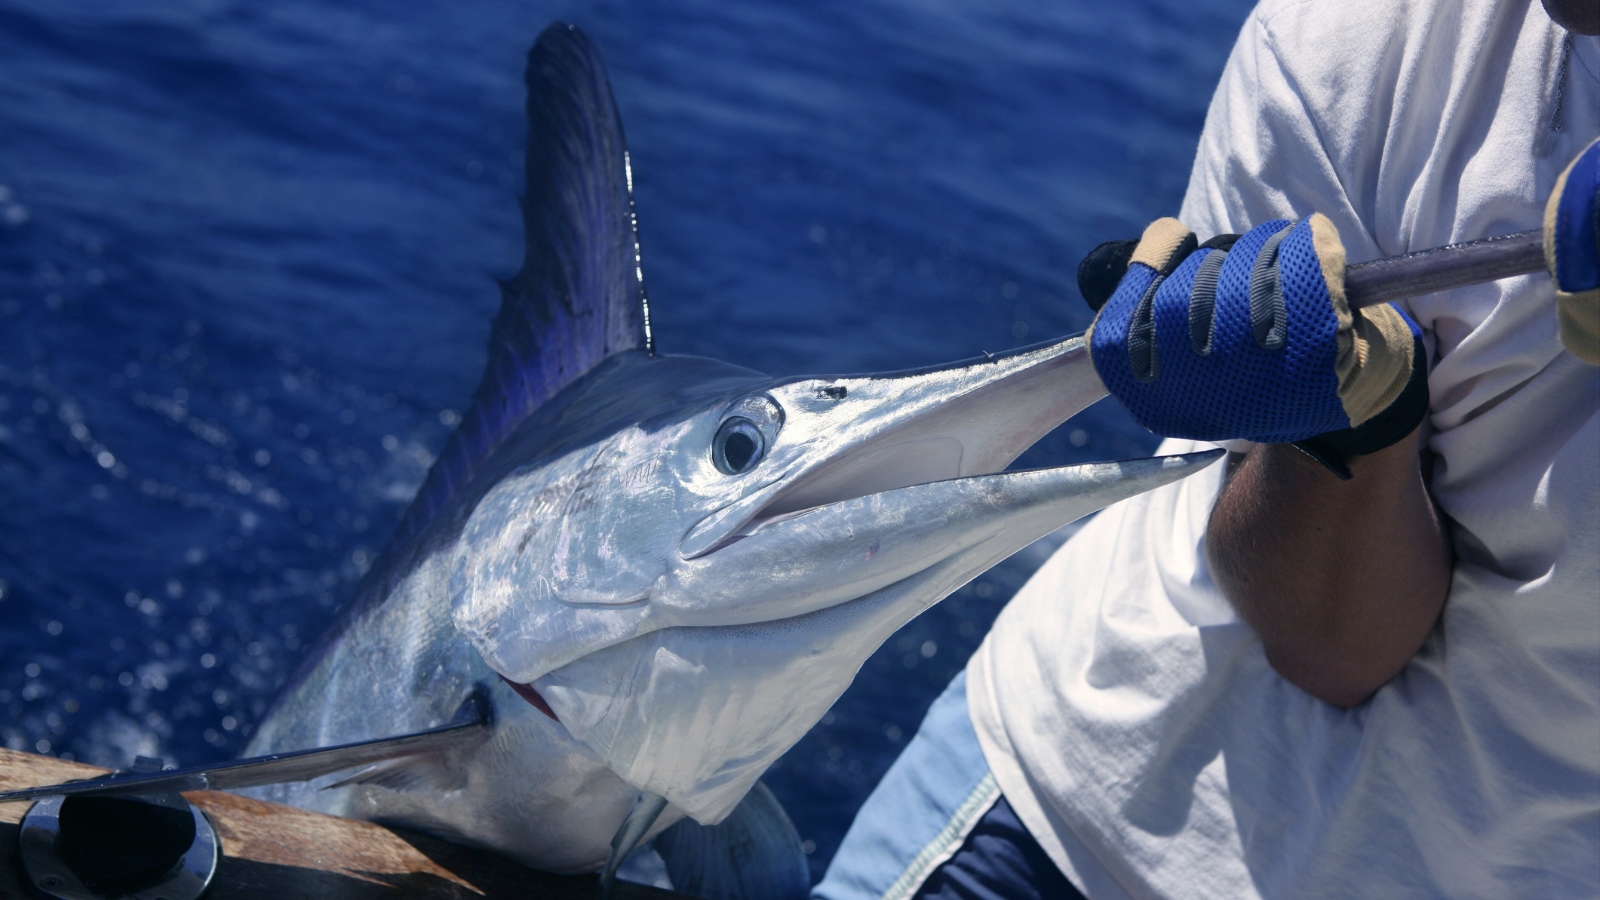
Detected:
[1261,643,1396,708]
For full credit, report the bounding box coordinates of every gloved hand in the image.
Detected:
[1084,215,1426,478]
[1546,136,1599,365]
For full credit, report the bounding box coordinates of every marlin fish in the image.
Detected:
[218,21,1211,890]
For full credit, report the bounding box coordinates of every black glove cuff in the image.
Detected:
[1290,335,1428,480]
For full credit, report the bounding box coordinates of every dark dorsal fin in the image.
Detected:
[395,23,649,547]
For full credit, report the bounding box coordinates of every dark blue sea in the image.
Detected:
[0,0,1253,878]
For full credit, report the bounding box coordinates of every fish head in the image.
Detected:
[450,336,1221,821]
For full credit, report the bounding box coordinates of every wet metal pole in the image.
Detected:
[1344,228,1546,309]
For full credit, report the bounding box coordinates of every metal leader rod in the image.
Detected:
[1079,227,1549,313]
[0,691,490,900]
[1343,228,1546,309]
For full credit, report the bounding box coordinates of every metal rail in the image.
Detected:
[1345,228,1546,309]
[0,691,489,802]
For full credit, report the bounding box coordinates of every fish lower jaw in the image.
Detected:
[695,504,823,554]
[499,673,559,722]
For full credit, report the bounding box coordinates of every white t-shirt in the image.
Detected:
[968,1,1600,897]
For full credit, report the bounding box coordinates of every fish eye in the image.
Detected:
[712,417,765,475]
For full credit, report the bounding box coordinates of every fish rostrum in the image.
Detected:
[242,21,1222,882]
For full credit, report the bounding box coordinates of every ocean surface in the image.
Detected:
[0,0,1254,878]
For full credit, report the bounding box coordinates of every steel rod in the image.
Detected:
[0,692,489,802]
[1345,228,1546,309]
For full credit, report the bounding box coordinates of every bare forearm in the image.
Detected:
[1205,430,1451,707]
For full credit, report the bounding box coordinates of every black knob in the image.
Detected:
[1077,239,1139,313]
[56,793,197,895]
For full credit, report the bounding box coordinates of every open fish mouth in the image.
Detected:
[497,450,1226,724]
[678,334,1110,561]
[530,446,1221,825]
[466,331,1221,826]
[454,332,1223,692]
[652,333,1222,628]
[656,450,1223,630]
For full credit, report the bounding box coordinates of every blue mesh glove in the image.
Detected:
[1545,136,1599,364]
[1086,215,1425,476]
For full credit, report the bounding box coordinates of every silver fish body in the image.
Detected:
[247,353,765,871]
[246,343,1215,872]
[243,25,1222,877]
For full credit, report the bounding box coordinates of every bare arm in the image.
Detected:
[1205,428,1451,707]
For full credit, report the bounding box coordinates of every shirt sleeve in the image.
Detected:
[1177,3,1387,266]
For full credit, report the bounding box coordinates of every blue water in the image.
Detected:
[0,0,1253,878]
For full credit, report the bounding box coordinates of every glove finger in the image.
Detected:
[1545,136,1600,294]
[1187,248,1227,355]
[1289,213,1419,428]
[1128,275,1159,382]
[1209,219,1293,357]
[1130,218,1197,277]
[1248,225,1295,348]
[1078,239,1140,313]
[1088,218,1197,383]
[1145,245,1224,380]
[1087,260,1159,385]
[1545,136,1600,364]
[1560,287,1600,366]
[1184,230,1244,355]
[1337,303,1419,428]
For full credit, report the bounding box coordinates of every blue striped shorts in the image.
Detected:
[813,670,1087,900]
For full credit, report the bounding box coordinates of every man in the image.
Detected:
[816,0,1598,896]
